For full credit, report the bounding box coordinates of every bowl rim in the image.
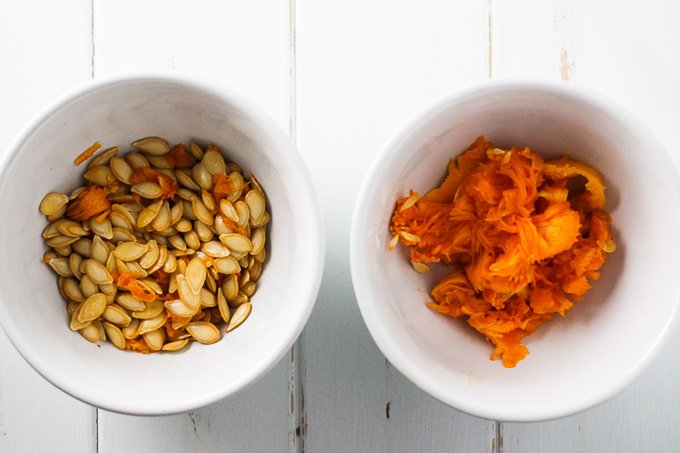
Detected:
[349,78,680,422]
[0,70,325,415]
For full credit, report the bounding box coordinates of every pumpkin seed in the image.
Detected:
[132,137,170,156]
[84,259,113,284]
[162,338,189,351]
[168,234,187,251]
[219,199,239,222]
[250,227,266,256]
[79,322,101,343]
[177,274,200,311]
[103,322,126,349]
[205,271,217,293]
[136,200,163,228]
[175,218,192,233]
[189,143,204,159]
[245,190,266,223]
[162,250,177,273]
[111,227,137,243]
[219,233,252,254]
[103,304,132,326]
[91,235,110,265]
[226,302,251,332]
[132,182,163,199]
[117,293,146,312]
[84,165,116,186]
[214,215,233,235]
[241,281,256,297]
[46,235,79,248]
[234,201,250,228]
[175,169,201,191]
[410,261,430,273]
[186,322,220,344]
[63,278,85,302]
[139,240,159,269]
[137,311,168,334]
[203,147,226,175]
[147,154,172,170]
[191,196,213,225]
[143,329,166,351]
[213,256,241,275]
[186,257,207,295]
[57,220,88,237]
[201,241,230,258]
[80,275,98,298]
[47,258,73,278]
[169,201,184,226]
[90,217,113,240]
[400,231,420,243]
[222,275,239,302]
[122,319,140,339]
[78,293,107,323]
[40,192,69,217]
[217,288,230,323]
[193,163,213,190]
[86,146,119,169]
[99,282,117,296]
[200,287,217,307]
[229,291,249,309]
[132,300,164,320]
[164,299,195,317]
[72,238,93,257]
[114,241,148,261]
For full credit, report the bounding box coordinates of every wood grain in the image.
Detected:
[493,1,680,451]
[93,1,295,451]
[0,1,96,451]
[295,0,497,451]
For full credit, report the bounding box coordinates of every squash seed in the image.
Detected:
[189,142,204,159]
[103,322,126,349]
[152,201,171,231]
[139,240,159,269]
[245,190,265,223]
[186,257,207,295]
[229,291,249,309]
[184,230,201,251]
[79,322,101,343]
[132,182,163,199]
[132,300,164,320]
[69,253,84,279]
[48,258,73,278]
[137,311,168,335]
[91,235,110,265]
[63,278,85,302]
[57,220,88,237]
[201,241,230,258]
[175,169,201,191]
[103,304,132,326]
[175,218,192,233]
[40,192,69,216]
[80,275,98,298]
[165,299,196,317]
[84,165,116,186]
[410,261,430,273]
[114,241,148,261]
[161,250,177,273]
[213,256,240,275]
[78,293,107,323]
[46,235,79,248]
[219,233,252,254]
[117,293,146,312]
[200,287,217,307]
[194,220,214,242]
[143,329,166,351]
[84,259,113,284]
[191,196,213,225]
[226,303,251,332]
[72,238,93,257]
[87,146,119,169]
[250,227,266,256]
[132,136,170,156]
[222,275,239,302]
[186,322,220,344]
[177,274,200,311]
[241,281,256,297]
[214,215,233,235]
[90,217,113,240]
[234,201,250,228]
[136,199,163,228]
[162,338,189,351]
[203,147,226,175]
[217,288,230,323]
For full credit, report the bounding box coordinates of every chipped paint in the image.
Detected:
[560,48,572,80]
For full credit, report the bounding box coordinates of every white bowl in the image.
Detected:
[351,80,680,421]
[0,72,324,415]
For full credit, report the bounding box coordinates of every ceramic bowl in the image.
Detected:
[350,80,680,421]
[0,72,324,415]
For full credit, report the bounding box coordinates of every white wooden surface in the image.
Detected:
[1,0,678,452]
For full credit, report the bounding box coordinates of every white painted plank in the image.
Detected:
[98,357,291,453]
[93,1,294,451]
[296,1,496,450]
[0,1,96,452]
[493,1,680,450]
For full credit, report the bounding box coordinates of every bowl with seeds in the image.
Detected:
[0,73,324,415]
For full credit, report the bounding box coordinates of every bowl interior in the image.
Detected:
[352,84,680,421]
[0,76,322,414]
